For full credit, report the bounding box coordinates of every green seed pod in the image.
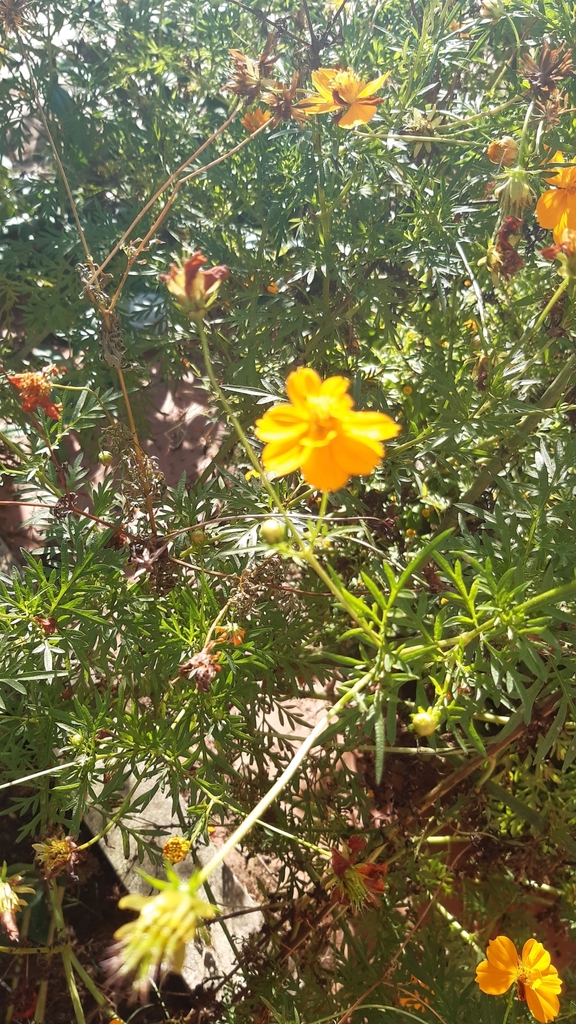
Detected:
[98,450,114,466]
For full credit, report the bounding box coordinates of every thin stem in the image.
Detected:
[195,672,371,886]
[435,902,484,956]
[68,951,108,1008]
[76,776,142,851]
[115,366,156,533]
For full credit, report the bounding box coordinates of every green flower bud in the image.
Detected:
[411,707,440,737]
[98,450,114,466]
[259,518,287,544]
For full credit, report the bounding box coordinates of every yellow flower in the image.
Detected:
[160,252,228,315]
[536,151,576,241]
[254,367,400,492]
[475,936,562,1023]
[32,834,81,881]
[296,67,389,128]
[107,868,217,997]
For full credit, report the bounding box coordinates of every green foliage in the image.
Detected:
[2,0,576,1021]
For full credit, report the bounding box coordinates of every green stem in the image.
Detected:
[434,902,484,956]
[502,988,515,1024]
[76,775,142,851]
[195,672,372,887]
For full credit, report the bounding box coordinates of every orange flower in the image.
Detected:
[241,107,271,133]
[254,367,400,492]
[296,67,389,128]
[6,366,61,420]
[475,936,561,1023]
[160,252,228,315]
[541,226,576,277]
[535,151,576,242]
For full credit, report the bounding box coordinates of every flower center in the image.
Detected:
[331,70,361,106]
[306,394,341,442]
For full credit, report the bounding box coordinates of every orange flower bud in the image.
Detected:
[487,136,518,167]
[160,252,228,316]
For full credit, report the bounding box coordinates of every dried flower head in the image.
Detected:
[296,67,389,128]
[325,836,386,911]
[179,644,222,690]
[105,867,217,998]
[0,865,35,943]
[404,105,444,157]
[0,0,32,32]
[534,90,571,131]
[478,216,525,284]
[487,136,518,167]
[522,41,573,99]
[162,837,191,864]
[225,40,278,103]
[32,834,82,881]
[5,366,62,420]
[476,935,561,1023]
[160,252,229,316]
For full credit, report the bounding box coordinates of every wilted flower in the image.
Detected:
[0,865,35,943]
[162,837,191,864]
[476,936,561,1023]
[404,105,444,157]
[179,644,222,690]
[241,107,272,132]
[32,834,82,881]
[33,615,58,635]
[214,623,246,646]
[225,42,278,103]
[325,836,386,911]
[479,216,524,284]
[262,73,307,127]
[296,67,389,128]
[521,42,573,99]
[105,868,217,998]
[5,366,62,420]
[255,366,400,492]
[487,136,518,167]
[160,252,229,316]
[541,227,576,278]
[535,151,576,242]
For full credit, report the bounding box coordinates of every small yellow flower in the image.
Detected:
[107,868,217,998]
[254,366,400,492]
[296,67,389,128]
[536,151,576,241]
[476,936,561,1023]
[162,837,191,864]
[266,281,279,293]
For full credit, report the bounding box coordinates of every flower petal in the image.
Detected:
[486,936,519,972]
[300,445,350,491]
[535,189,568,231]
[331,434,384,476]
[522,939,551,973]
[475,959,516,996]
[286,367,323,406]
[255,405,309,442]
[344,410,402,442]
[261,439,306,476]
[525,983,560,1024]
[358,72,390,97]
[319,375,351,400]
[310,69,337,99]
[337,100,380,128]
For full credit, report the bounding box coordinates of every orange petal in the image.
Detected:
[475,960,515,996]
[255,406,308,443]
[344,410,401,442]
[535,189,568,231]
[330,434,384,476]
[337,100,380,128]
[521,939,551,973]
[286,366,323,405]
[525,984,560,1023]
[319,375,351,400]
[298,96,338,114]
[310,69,337,100]
[543,151,565,186]
[300,445,351,491]
[261,439,306,476]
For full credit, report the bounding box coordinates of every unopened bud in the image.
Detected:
[411,707,440,737]
[98,450,114,465]
[486,136,518,167]
[259,518,287,544]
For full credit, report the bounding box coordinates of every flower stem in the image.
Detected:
[195,672,372,888]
